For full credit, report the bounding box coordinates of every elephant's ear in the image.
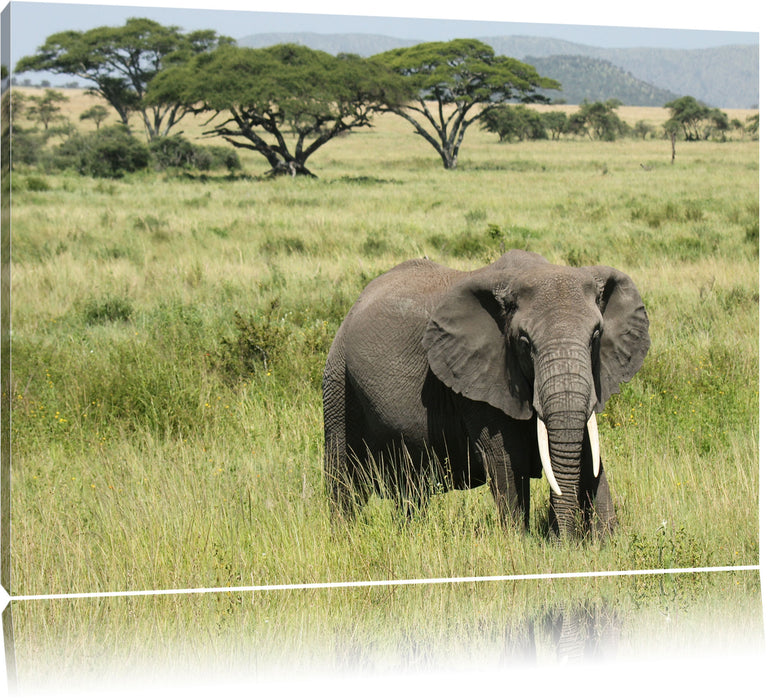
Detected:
[421,250,546,420]
[587,266,651,409]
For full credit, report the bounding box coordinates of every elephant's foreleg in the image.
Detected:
[463,405,532,530]
[485,460,527,529]
[480,436,530,530]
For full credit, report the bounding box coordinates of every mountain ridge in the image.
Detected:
[238,32,758,108]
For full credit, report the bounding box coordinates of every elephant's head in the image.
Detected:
[422,250,650,536]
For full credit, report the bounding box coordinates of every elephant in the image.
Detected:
[322,249,650,537]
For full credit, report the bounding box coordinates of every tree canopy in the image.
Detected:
[374,39,560,169]
[664,96,733,141]
[147,43,408,177]
[480,104,547,142]
[24,88,69,131]
[15,17,232,140]
[567,100,629,141]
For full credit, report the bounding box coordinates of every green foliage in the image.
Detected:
[15,17,233,139]
[25,175,50,192]
[541,111,568,140]
[745,113,759,138]
[378,39,559,105]
[149,134,241,172]
[633,120,656,139]
[55,124,150,177]
[214,304,290,383]
[10,126,47,166]
[569,100,629,141]
[480,104,547,142]
[24,88,69,130]
[79,104,110,129]
[663,96,732,141]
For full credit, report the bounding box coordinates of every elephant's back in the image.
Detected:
[336,258,464,445]
[343,258,464,342]
[360,257,463,308]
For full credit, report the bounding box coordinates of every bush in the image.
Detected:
[480,104,547,142]
[55,125,150,178]
[213,304,290,383]
[11,127,47,167]
[149,134,200,170]
[25,175,50,192]
[150,135,241,173]
[207,145,241,173]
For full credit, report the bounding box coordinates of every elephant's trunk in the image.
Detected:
[533,341,597,537]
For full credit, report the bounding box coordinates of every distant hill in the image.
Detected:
[595,45,759,109]
[483,36,758,108]
[527,55,680,106]
[237,32,759,109]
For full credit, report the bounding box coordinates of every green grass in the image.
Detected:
[8,105,759,681]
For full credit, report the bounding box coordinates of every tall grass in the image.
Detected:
[9,97,759,680]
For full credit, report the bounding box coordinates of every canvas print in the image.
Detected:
[0,0,762,694]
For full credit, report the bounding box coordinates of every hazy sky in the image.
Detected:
[5,0,760,75]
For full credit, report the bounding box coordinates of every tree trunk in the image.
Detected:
[266,160,317,178]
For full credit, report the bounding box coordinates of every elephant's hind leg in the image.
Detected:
[323,341,362,522]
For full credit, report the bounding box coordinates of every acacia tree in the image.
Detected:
[541,111,568,141]
[80,104,110,130]
[25,88,69,130]
[664,96,710,141]
[374,39,559,169]
[15,17,231,140]
[568,100,629,141]
[147,43,408,177]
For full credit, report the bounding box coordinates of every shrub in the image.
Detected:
[26,175,50,192]
[213,303,290,383]
[150,135,241,173]
[150,134,199,170]
[55,125,150,178]
[480,104,547,142]
[11,127,46,167]
[207,145,241,173]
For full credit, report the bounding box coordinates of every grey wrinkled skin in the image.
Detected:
[322,250,650,538]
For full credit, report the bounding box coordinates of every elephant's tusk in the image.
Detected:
[588,412,601,478]
[537,417,562,496]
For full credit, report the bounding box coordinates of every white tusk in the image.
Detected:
[588,412,601,478]
[537,417,562,496]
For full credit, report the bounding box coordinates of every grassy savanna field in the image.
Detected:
[8,90,760,685]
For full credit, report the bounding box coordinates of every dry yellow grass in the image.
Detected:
[14,86,759,142]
